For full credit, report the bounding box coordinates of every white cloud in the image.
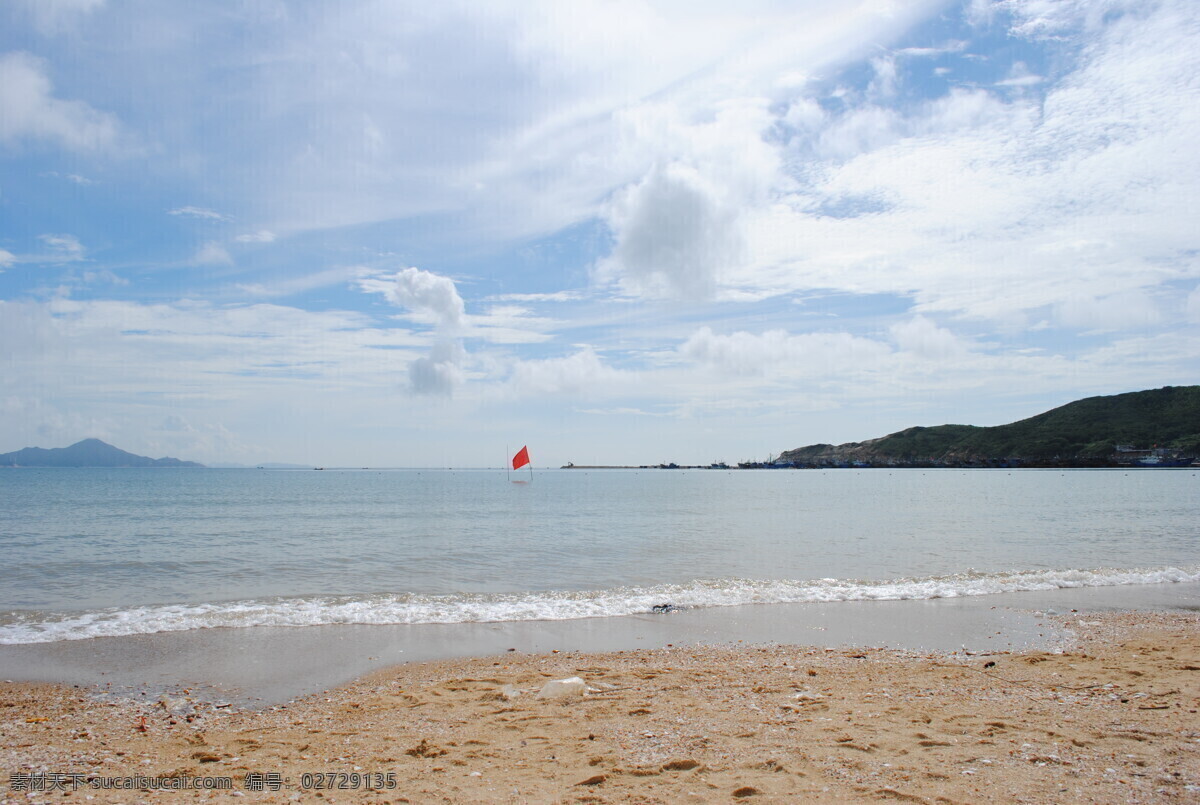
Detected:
[680,326,892,377]
[0,51,118,151]
[192,241,232,266]
[868,54,899,98]
[2,1,1196,465]
[889,315,972,359]
[235,230,275,243]
[42,170,95,185]
[665,317,1195,428]
[896,40,968,57]
[1055,292,1162,332]
[576,406,665,417]
[0,298,424,402]
[507,347,626,396]
[486,291,584,303]
[359,267,469,394]
[713,0,1200,329]
[78,269,127,286]
[596,163,742,300]
[38,233,84,255]
[462,305,558,345]
[1003,0,1123,40]
[408,340,466,396]
[361,271,559,344]
[37,0,939,243]
[170,206,229,222]
[237,266,364,299]
[996,61,1044,87]
[595,97,781,300]
[362,267,466,331]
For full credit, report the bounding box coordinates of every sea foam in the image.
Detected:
[1,565,1197,644]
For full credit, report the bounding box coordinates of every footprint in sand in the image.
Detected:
[662,758,701,771]
[406,739,448,758]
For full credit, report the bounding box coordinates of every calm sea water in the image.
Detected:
[1,468,1196,643]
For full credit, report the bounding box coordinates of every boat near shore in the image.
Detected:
[1130,455,1194,467]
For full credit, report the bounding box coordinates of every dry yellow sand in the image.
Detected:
[2,611,1198,803]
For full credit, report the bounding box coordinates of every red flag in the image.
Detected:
[512,445,530,470]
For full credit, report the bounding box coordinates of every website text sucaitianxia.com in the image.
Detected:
[8,770,400,793]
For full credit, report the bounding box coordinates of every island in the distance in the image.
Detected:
[0,438,204,468]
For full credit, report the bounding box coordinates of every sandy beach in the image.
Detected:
[2,610,1198,803]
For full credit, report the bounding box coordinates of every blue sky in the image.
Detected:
[1,0,1197,467]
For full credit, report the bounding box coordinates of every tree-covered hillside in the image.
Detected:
[781,386,1200,465]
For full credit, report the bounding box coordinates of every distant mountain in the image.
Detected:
[0,439,204,468]
[780,386,1200,467]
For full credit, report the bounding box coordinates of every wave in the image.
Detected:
[2,565,1198,644]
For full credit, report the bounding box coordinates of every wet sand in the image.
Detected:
[3,609,1199,803]
[0,595,1074,707]
[4,583,1196,707]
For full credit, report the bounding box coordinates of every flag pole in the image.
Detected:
[509,445,532,482]
[506,444,510,482]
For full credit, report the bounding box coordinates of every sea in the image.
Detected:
[1,467,1197,646]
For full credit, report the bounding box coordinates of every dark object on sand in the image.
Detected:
[651,603,678,614]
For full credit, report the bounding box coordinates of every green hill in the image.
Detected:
[781,386,1200,466]
[0,438,204,468]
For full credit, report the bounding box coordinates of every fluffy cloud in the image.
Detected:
[594,98,781,300]
[408,340,467,396]
[366,267,465,331]
[360,267,468,394]
[506,347,626,396]
[360,267,574,393]
[596,163,741,300]
[0,51,118,151]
